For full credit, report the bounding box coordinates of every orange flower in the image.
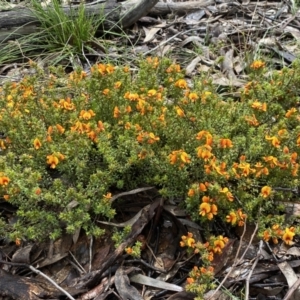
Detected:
[202,195,210,203]
[0,176,10,186]
[196,146,213,161]
[87,131,97,142]
[138,149,147,160]
[15,238,21,246]
[196,130,213,146]
[97,121,105,132]
[186,278,195,284]
[220,187,234,201]
[263,230,271,242]
[113,106,121,118]
[278,129,288,137]
[238,162,253,177]
[125,105,132,113]
[126,247,133,255]
[3,194,9,201]
[250,60,265,70]
[261,186,271,198]
[220,138,233,148]
[59,97,75,111]
[114,81,122,89]
[199,183,207,192]
[174,79,188,89]
[285,107,297,118]
[208,204,218,220]
[188,189,195,197]
[33,138,42,150]
[102,88,110,95]
[80,109,95,120]
[251,101,267,112]
[56,124,65,134]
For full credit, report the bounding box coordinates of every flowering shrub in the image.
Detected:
[0,57,300,296]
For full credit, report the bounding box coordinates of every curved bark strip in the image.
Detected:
[120,0,159,28]
[150,0,214,15]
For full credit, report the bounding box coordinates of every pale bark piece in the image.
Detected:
[115,267,143,300]
[278,261,300,300]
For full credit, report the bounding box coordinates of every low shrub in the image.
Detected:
[0,57,300,298]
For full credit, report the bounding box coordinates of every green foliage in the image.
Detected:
[112,225,131,247]
[0,0,107,65]
[0,57,300,252]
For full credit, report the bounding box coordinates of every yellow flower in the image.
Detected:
[147,89,157,97]
[147,132,160,144]
[263,156,278,168]
[103,88,110,95]
[33,138,42,150]
[250,60,265,70]
[188,92,198,101]
[103,192,112,200]
[213,239,225,254]
[226,212,237,225]
[265,135,280,148]
[46,154,59,169]
[282,228,295,245]
[180,151,190,163]
[238,162,253,177]
[175,106,185,117]
[199,202,211,217]
[245,114,259,126]
[105,64,115,74]
[261,186,271,198]
[114,81,122,89]
[124,122,131,130]
[174,79,188,89]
